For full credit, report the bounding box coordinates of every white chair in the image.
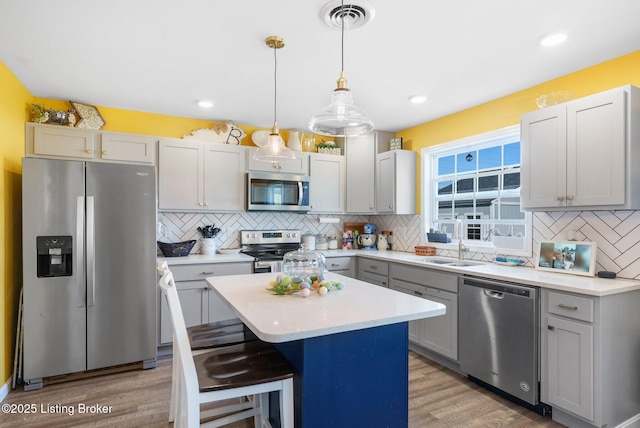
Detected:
[158,265,294,428]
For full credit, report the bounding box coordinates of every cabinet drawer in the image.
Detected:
[169,262,252,281]
[389,264,458,293]
[358,259,388,276]
[360,271,388,288]
[548,291,594,323]
[327,257,353,271]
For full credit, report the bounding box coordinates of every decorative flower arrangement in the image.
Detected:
[30,104,76,127]
[316,141,342,155]
[197,224,222,239]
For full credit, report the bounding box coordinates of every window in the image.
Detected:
[422,125,532,256]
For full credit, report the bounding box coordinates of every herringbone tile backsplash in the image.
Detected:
[159,210,640,280]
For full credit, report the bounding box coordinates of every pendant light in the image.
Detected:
[254,36,297,163]
[308,0,374,137]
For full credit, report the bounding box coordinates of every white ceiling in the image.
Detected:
[1,1,639,132]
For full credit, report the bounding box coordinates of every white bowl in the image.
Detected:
[218,248,242,255]
[251,130,284,147]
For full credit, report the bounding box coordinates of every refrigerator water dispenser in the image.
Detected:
[36,236,72,277]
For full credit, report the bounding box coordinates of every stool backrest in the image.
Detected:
[158,264,200,427]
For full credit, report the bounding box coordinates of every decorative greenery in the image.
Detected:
[197,224,222,239]
[315,141,341,149]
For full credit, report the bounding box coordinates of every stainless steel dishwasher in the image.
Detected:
[459,276,540,407]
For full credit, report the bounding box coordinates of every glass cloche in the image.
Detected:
[282,245,327,278]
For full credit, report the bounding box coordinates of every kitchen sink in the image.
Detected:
[417,256,485,268]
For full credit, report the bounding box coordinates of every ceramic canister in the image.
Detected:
[342,230,353,250]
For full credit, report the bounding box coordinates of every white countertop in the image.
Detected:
[207,272,446,343]
[158,253,254,265]
[326,249,640,297]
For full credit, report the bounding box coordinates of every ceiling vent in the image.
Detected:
[320,0,376,30]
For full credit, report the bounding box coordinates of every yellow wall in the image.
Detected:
[399,50,640,212]
[0,61,33,386]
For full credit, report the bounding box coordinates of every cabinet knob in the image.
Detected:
[566,195,574,201]
[204,202,209,207]
[198,202,204,207]
[548,325,555,331]
[101,150,107,155]
[557,196,564,201]
[389,205,393,209]
[85,149,92,154]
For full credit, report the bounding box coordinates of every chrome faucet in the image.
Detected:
[456,219,469,261]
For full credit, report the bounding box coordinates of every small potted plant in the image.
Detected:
[197,224,222,255]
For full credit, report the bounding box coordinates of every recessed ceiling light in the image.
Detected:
[409,95,427,104]
[197,100,214,108]
[538,32,568,47]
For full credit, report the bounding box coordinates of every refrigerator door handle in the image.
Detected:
[86,196,96,307]
[76,196,86,308]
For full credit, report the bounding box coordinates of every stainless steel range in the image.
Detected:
[241,230,301,273]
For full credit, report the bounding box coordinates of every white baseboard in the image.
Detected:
[0,377,12,403]
[616,414,640,428]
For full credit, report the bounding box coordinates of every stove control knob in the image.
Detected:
[245,233,250,238]
[252,233,258,238]
[291,232,297,237]
[286,233,291,238]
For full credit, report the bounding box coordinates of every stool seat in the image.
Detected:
[194,341,294,392]
[187,318,259,350]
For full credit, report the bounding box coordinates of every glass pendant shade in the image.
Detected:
[309,87,374,137]
[253,127,297,162]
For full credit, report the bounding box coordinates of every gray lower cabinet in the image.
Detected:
[357,258,389,287]
[159,261,252,344]
[326,256,355,279]
[389,264,458,361]
[541,289,640,427]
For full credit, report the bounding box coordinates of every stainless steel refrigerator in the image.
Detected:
[22,158,157,390]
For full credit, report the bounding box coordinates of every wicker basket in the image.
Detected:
[415,246,436,256]
[157,240,196,257]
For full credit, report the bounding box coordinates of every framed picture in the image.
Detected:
[390,137,403,150]
[536,241,597,277]
[69,101,105,129]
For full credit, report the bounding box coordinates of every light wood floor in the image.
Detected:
[0,352,562,427]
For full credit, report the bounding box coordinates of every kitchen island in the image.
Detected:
[207,272,446,428]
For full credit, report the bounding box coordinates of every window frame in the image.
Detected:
[421,125,533,257]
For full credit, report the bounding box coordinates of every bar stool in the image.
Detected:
[159,267,294,427]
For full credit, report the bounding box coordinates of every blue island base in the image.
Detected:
[271,322,409,428]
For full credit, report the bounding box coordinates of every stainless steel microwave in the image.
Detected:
[247,171,310,212]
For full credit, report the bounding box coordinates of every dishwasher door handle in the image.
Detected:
[484,289,505,299]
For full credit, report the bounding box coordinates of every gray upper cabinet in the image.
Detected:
[521,85,640,211]
[158,138,246,212]
[343,133,380,214]
[309,153,345,213]
[376,150,416,215]
[26,122,156,164]
[342,131,416,215]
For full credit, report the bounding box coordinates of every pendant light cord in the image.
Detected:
[273,44,278,125]
[341,0,345,73]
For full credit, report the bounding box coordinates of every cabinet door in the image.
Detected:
[546,315,594,421]
[309,154,345,213]
[208,291,237,323]
[100,133,155,164]
[345,135,376,213]
[158,139,203,210]
[567,89,626,207]
[203,145,246,211]
[33,125,96,159]
[160,283,208,344]
[521,104,567,210]
[247,148,309,175]
[376,152,395,213]
[419,288,458,360]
